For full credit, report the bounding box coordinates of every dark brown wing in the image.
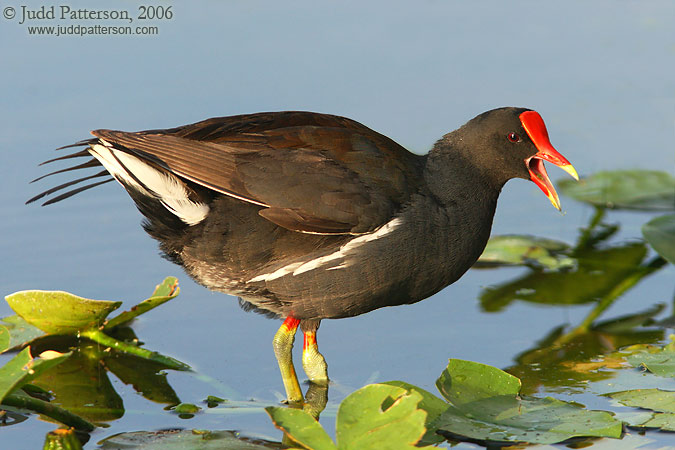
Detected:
[59,112,423,234]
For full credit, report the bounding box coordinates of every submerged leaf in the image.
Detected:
[5,290,121,334]
[642,214,675,264]
[98,429,275,449]
[433,359,622,444]
[558,170,675,210]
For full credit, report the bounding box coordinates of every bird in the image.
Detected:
[28,107,577,405]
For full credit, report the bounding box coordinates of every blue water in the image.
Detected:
[1,1,674,448]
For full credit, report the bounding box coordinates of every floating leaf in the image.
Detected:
[267,384,427,449]
[336,384,426,449]
[173,403,201,414]
[5,290,121,334]
[606,388,675,413]
[606,389,675,432]
[98,429,274,449]
[635,413,675,431]
[205,395,226,408]
[627,348,675,377]
[477,235,574,269]
[436,359,520,405]
[559,170,675,210]
[433,359,622,444]
[383,380,448,445]
[642,214,675,264]
[266,406,337,450]
[0,325,9,353]
[104,277,180,330]
[0,315,45,352]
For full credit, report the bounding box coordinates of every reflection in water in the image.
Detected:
[480,209,669,395]
[7,208,671,448]
[29,328,180,425]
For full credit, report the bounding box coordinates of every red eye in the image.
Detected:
[507,132,521,143]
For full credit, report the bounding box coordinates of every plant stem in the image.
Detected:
[80,329,190,371]
[2,392,94,431]
[555,257,667,345]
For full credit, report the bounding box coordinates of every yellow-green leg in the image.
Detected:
[272,317,303,404]
[302,330,328,384]
[301,328,329,419]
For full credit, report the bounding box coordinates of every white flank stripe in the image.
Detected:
[248,262,304,283]
[89,143,210,225]
[249,217,402,282]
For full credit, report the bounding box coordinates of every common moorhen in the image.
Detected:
[29,107,577,404]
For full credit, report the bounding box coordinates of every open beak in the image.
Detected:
[520,111,578,211]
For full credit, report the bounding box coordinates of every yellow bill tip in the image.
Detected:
[561,164,579,181]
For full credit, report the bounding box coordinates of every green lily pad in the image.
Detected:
[436,359,521,405]
[558,170,675,210]
[205,395,227,408]
[606,388,675,413]
[266,406,337,450]
[477,235,574,270]
[642,214,675,264]
[336,384,427,449]
[173,403,201,414]
[0,315,45,353]
[635,413,675,431]
[0,325,9,353]
[433,359,622,444]
[607,389,675,432]
[267,383,427,449]
[98,429,275,449]
[383,380,448,445]
[5,290,121,334]
[627,348,675,377]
